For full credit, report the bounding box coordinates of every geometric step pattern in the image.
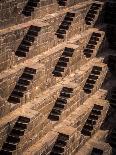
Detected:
[83,66,102,94]
[85,3,102,25]
[22,0,40,17]
[50,133,69,155]
[52,47,75,77]
[48,87,73,121]
[108,87,116,108]
[15,25,40,57]
[55,12,75,39]
[81,104,103,136]
[8,67,36,104]
[107,128,116,148]
[57,0,67,6]
[83,32,102,58]
[91,147,103,155]
[0,116,30,154]
[104,2,116,25]
[107,55,116,75]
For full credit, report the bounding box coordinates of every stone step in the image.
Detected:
[0,0,58,29]
[0,6,95,74]
[0,53,106,116]
[85,1,104,26]
[22,0,40,17]
[48,86,74,121]
[0,58,108,153]
[22,96,109,155]
[0,1,109,154]
[15,26,41,58]
[0,20,50,73]
[75,130,111,155]
[0,63,45,118]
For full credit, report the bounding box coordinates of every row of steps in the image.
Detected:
[85,3,102,25]
[22,0,40,17]
[52,47,75,77]
[8,67,36,104]
[48,87,73,121]
[83,32,102,58]
[22,98,109,155]
[50,133,69,155]
[15,25,40,57]
[81,104,103,136]
[0,1,108,155]
[0,116,30,154]
[0,0,92,30]
[83,66,102,94]
[76,128,111,155]
[55,12,75,39]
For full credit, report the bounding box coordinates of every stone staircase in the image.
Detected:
[0,0,115,154]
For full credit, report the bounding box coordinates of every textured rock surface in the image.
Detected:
[0,0,115,154]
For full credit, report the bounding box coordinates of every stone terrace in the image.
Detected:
[0,0,115,155]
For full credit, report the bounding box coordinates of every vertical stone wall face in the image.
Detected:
[0,0,114,155]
